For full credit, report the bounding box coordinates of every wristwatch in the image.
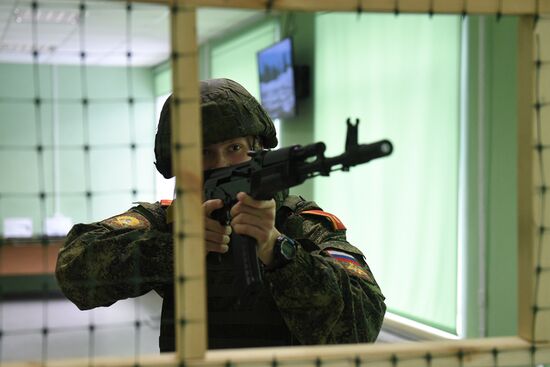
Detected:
[268,234,298,270]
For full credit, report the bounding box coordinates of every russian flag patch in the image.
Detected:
[301,210,346,230]
[324,249,372,281]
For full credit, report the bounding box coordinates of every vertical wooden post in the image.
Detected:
[517,15,536,343]
[517,13,550,344]
[532,15,550,343]
[170,1,207,360]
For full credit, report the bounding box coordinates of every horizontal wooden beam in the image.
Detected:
[129,0,550,15]
[4,337,550,367]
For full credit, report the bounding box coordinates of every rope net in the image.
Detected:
[0,0,548,366]
[0,0,166,362]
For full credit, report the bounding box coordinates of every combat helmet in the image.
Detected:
[154,78,278,179]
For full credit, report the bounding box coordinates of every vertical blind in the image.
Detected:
[314,13,462,333]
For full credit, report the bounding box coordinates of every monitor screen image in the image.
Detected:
[257,38,296,120]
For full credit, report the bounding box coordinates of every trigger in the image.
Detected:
[211,207,229,225]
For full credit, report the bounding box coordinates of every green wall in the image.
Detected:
[278,12,315,200]
[0,63,156,235]
[210,19,278,98]
[484,15,518,337]
[465,16,518,338]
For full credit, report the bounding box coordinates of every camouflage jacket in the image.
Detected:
[56,194,386,347]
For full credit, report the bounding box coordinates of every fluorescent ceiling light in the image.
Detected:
[13,6,80,25]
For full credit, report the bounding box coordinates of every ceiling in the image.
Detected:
[0,0,264,66]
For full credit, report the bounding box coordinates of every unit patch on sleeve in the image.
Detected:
[324,249,372,281]
[301,210,346,230]
[101,212,151,230]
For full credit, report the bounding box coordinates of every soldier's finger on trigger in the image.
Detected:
[231,212,269,229]
[230,201,263,220]
[233,204,273,223]
[237,192,273,209]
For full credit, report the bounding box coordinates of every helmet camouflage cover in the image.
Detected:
[154,78,278,178]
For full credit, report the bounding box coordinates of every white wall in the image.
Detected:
[1,291,162,362]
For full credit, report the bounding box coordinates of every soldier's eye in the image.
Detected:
[229,144,242,152]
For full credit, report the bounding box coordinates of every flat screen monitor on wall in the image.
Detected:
[257,38,296,120]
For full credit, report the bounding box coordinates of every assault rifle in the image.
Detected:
[203,118,393,307]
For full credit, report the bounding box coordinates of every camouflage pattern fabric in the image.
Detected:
[269,195,386,344]
[56,194,386,347]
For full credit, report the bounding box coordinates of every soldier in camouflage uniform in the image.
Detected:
[56,78,386,352]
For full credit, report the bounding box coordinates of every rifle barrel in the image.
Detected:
[298,139,392,177]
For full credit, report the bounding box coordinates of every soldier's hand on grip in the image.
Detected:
[230,192,281,266]
[203,199,232,254]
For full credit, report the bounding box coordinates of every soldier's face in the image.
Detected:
[202,136,252,171]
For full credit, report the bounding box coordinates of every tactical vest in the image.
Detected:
[159,248,293,351]
[157,192,305,351]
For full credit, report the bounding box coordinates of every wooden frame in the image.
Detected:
[6,0,549,366]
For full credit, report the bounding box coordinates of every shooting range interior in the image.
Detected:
[0,0,549,366]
